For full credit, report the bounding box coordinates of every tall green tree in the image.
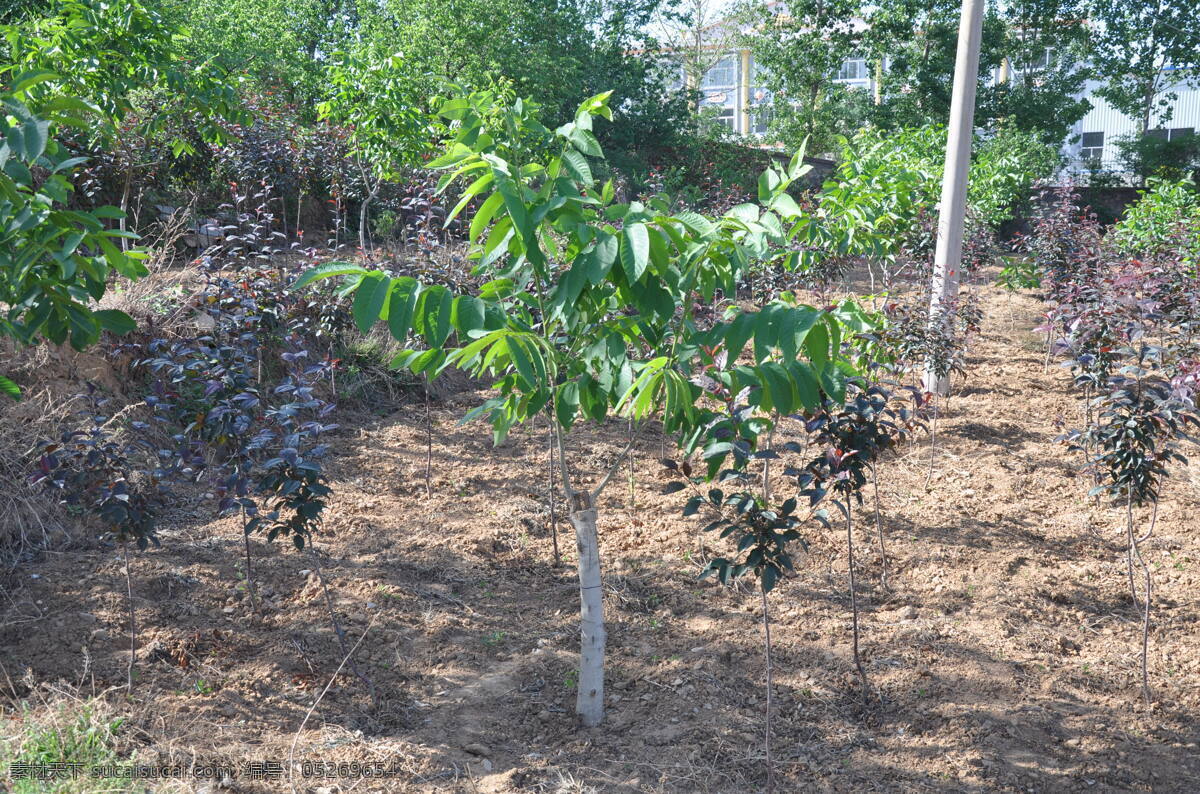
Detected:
[382,0,690,159]
[737,0,869,153]
[1088,0,1200,133]
[316,43,434,251]
[2,0,242,153]
[978,0,1093,145]
[862,0,1006,130]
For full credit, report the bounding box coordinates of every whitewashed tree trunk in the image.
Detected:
[924,0,984,396]
[568,503,605,727]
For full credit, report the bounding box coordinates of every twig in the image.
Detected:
[591,433,637,502]
[122,543,136,693]
[846,507,869,705]
[288,612,380,793]
[871,462,889,590]
[309,545,377,704]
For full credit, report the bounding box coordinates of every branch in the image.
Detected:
[590,431,638,503]
[553,420,577,501]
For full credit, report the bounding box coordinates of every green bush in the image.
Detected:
[1113,178,1200,262]
[1116,133,1200,184]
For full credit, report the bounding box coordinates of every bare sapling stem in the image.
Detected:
[122,543,136,693]
[287,612,379,793]
[762,422,776,503]
[1043,324,1054,371]
[1138,499,1158,545]
[548,419,560,567]
[424,375,433,498]
[924,396,939,491]
[871,462,889,590]
[241,505,260,614]
[553,423,608,727]
[119,166,133,252]
[760,587,774,794]
[627,417,636,508]
[1128,500,1154,705]
[309,545,377,705]
[295,191,304,245]
[1125,496,1138,602]
[846,506,869,704]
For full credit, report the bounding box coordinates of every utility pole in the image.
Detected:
[924,0,985,395]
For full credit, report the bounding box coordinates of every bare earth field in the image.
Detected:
[2,280,1199,793]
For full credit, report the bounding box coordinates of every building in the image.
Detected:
[1067,72,1200,173]
[672,46,1200,177]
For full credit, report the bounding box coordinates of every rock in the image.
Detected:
[464,743,491,757]
[899,605,918,620]
[480,759,493,772]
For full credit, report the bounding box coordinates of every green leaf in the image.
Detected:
[452,295,486,336]
[569,128,602,157]
[50,155,90,174]
[9,69,58,95]
[757,169,780,203]
[439,97,473,120]
[761,564,778,593]
[21,119,49,162]
[293,262,368,290]
[497,179,531,247]
[447,172,494,225]
[418,287,455,347]
[803,322,830,367]
[410,348,445,375]
[561,149,592,185]
[819,364,847,404]
[724,311,755,363]
[0,375,21,401]
[756,362,796,414]
[620,223,649,282]
[93,309,137,336]
[592,231,618,280]
[769,192,803,218]
[506,336,538,389]
[786,360,821,412]
[387,277,419,341]
[4,158,32,186]
[469,191,505,242]
[351,273,390,334]
[555,380,580,429]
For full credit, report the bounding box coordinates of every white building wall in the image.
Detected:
[1065,78,1200,172]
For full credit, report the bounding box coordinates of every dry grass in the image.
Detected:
[0,344,85,564]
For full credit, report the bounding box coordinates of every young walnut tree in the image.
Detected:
[298,88,838,727]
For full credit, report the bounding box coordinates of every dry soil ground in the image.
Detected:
[2,279,1199,793]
